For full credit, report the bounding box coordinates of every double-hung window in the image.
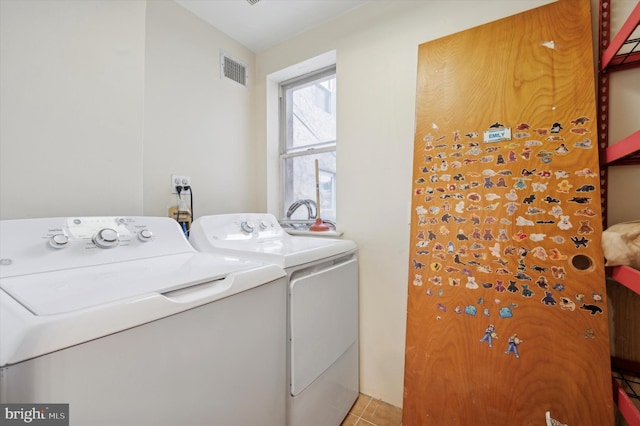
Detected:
[280,66,337,223]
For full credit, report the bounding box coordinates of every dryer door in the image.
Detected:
[289,255,358,396]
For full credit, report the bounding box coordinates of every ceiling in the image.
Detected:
[174,0,369,53]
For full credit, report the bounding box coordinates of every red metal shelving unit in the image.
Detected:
[600,1,640,71]
[612,356,640,426]
[598,0,640,224]
[604,130,640,165]
[610,265,640,295]
[598,1,640,425]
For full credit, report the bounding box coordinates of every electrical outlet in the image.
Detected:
[171,175,191,193]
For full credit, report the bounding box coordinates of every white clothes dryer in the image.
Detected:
[189,213,359,426]
[0,216,287,426]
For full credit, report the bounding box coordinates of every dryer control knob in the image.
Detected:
[48,233,69,249]
[259,221,268,230]
[240,221,254,233]
[93,228,119,249]
[138,229,153,242]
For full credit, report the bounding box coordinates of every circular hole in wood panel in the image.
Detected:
[571,254,594,272]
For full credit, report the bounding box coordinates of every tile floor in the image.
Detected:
[341,393,402,426]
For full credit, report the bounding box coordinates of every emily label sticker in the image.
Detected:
[483,127,512,143]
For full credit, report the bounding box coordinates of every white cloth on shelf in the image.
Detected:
[602,220,640,270]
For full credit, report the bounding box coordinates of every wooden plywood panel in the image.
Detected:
[403,1,614,425]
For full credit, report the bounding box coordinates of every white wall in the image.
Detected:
[143,1,257,217]
[0,0,257,220]
[255,0,558,408]
[0,0,146,218]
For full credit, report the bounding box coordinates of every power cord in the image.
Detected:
[175,186,183,225]
[174,185,194,237]
[183,185,193,221]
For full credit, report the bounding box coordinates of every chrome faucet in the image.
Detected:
[286,199,317,219]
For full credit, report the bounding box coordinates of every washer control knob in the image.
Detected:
[259,220,269,230]
[93,228,119,249]
[48,233,70,249]
[240,221,254,234]
[138,229,153,242]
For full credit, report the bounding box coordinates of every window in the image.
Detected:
[280,66,337,223]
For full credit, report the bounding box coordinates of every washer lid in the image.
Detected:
[0,252,259,316]
[192,234,356,268]
[190,214,357,268]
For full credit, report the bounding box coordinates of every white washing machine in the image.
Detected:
[189,213,359,426]
[0,216,287,426]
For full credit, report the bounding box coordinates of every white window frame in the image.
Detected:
[279,65,337,222]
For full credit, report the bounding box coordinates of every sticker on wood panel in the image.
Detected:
[504,334,523,359]
[480,324,497,348]
[411,116,602,345]
[483,123,512,143]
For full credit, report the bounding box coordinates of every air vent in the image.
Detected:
[246,0,261,5]
[220,52,247,86]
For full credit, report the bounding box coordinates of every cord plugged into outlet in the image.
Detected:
[171,175,191,193]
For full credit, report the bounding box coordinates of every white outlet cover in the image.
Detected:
[171,175,191,193]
